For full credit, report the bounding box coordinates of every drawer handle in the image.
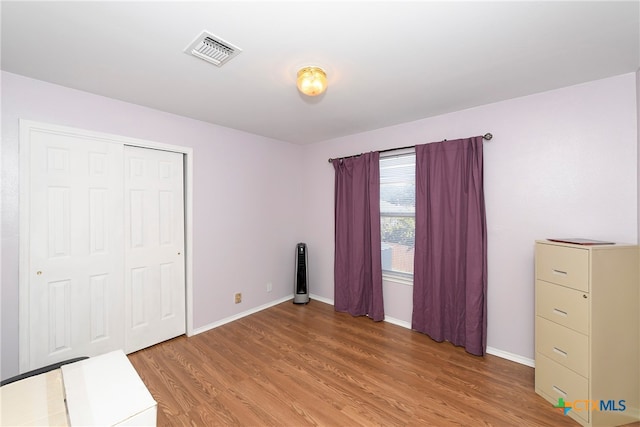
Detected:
[553,385,568,398]
[553,347,568,357]
[552,308,568,317]
[552,269,568,276]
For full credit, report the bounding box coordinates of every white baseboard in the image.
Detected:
[384,316,535,368]
[383,316,411,329]
[190,294,535,368]
[486,347,535,367]
[308,293,333,305]
[383,316,535,368]
[190,295,292,336]
[191,294,329,336]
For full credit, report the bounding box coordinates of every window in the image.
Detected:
[380,152,415,278]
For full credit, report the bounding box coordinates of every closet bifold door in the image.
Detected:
[123,146,186,354]
[28,132,125,370]
[23,123,187,372]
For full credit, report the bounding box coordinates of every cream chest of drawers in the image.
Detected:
[534,240,639,427]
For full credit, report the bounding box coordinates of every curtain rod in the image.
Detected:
[327,132,493,163]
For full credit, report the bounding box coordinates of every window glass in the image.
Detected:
[380,153,415,277]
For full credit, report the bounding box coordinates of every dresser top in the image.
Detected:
[536,239,638,249]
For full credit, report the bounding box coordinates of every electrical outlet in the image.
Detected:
[266,282,272,293]
[234,293,242,304]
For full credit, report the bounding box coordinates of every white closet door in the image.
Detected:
[28,131,125,369]
[124,146,186,353]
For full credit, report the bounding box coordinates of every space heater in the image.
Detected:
[293,243,309,304]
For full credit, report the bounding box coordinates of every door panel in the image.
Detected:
[48,279,71,354]
[89,274,109,342]
[29,131,125,369]
[124,146,185,353]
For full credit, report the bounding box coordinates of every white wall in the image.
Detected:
[300,73,639,363]
[1,71,304,380]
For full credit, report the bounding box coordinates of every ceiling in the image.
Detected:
[2,1,639,145]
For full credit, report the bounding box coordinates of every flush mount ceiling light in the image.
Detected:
[296,66,328,96]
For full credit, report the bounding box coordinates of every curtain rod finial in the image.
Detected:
[483,133,493,140]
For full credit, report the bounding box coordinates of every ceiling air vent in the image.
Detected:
[184,31,242,67]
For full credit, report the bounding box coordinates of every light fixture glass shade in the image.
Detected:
[297,66,327,96]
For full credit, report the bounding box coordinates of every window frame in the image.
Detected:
[379,149,416,282]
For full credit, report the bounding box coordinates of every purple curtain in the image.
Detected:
[333,152,384,321]
[412,137,487,356]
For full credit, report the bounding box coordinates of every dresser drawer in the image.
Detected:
[535,353,589,424]
[535,316,588,377]
[536,243,589,292]
[536,280,589,335]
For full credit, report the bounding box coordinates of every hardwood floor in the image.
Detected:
[127,300,610,426]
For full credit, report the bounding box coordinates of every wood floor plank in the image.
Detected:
[128,300,638,426]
